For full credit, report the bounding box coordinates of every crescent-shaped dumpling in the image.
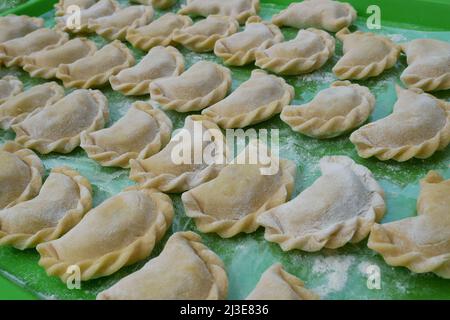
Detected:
[0,76,23,105]
[0,15,44,43]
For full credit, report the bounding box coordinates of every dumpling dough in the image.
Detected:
[272,0,357,32]
[13,89,109,154]
[55,0,98,16]
[88,5,154,41]
[0,28,69,67]
[258,156,385,252]
[37,187,173,282]
[368,171,450,279]
[179,0,259,24]
[0,167,92,250]
[214,16,284,66]
[182,141,296,238]
[0,142,43,210]
[0,82,64,130]
[350,86,450,162]
[130,115,227,193]
[81,101,172,168]
[400,39,450,92]
[56,40,135,89]
[0,15,44,43]
[130,0,177,10]
[333,28,401,80]
[97,231,227,300]
[22,38,97,79]
[0,76,23,105]
[281,81,375,139]
[246,263,319,300]
[173,15,239,53]
[126,13,193,51]
[110,46,184,96]
[150,61,231,112]
[202,69,294,128]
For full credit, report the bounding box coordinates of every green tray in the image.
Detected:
[0,0,449,300]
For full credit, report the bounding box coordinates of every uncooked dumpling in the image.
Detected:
[0,76,23,105]
[368,171,450,279]
[149,61,231,112]
[258,156,385,252]
[202,69,294,128]
[55,0,98,16]
[81,101,172,168]
[0,15,44,43]
[130,0,177,10]
[37,187,174,282]
[281,81,375,138]
[0,167,92,250]
[13,89,109,154]
[97,231,227,300]
[350,86,450,162]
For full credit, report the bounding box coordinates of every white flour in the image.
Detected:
[312,255,355,297]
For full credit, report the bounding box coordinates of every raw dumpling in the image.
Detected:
[0,167,92,250]
[202,69,294,128]
[81,101,172,168]
[149,61,231,112]
[56,40,135,89]
[97,231,227,300]
[214,16,284,66]
[130,115,227,193]
[0,76,23,105]
[178,0,260,24]
[255,28,335,75]
[126,13,193,51]
[110,46,184,96]
[333,28,401,80]
[88,5,154,41]
[368,171,450,279]
[0,15,44,43]
[55,0,98,16]
[350,86,450,162]
[257,156,385,252]
[173,15,239,53]
[246,263,319,300]
[400,39,450,92]
[0,82,64,130]
[182,141,296,238]
[13,89,109,154]
[22,38,97,79]
[281,81,375,139]
[272,0,357,32]
[130,0,177,10]
[37,187,174,282]
[0,142,43,210]
[0,28,69,67]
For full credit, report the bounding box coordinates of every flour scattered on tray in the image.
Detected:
[298,71,336,83]
[387,34,408,43]
[312,255,355,297]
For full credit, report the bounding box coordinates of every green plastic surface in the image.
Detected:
[0,0,449,300]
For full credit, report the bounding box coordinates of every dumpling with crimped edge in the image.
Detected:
[0,142,44,210]
[0,15,44,43]
[214,16,284,66]
[0,167,92,250]
[130,0,177,10]
[88,5,154,41]
[110,46,184,96]
[182,140,296,238]
[97,231,227,300]
[56,40,135,89]
[54,0,97,17]
[126,13,193,52]
[257,156,385,252]
[272,0,357,32]
[246,263,319,300]
[0,28,69,67]
[0,76,23,105]
[178,0,259,25]
[150,61,231,112]
[350,86,450,162]
[13,89,109,154]
[36,187,174,282]
[368,171,450,279]
[400,39,450,92]
[130,115,227,193]
[0,82,64,130]
[81,101,172,168]
[255,28,335,76]
[22,38,97,80]
[172,15,239,53]
[202,69,294,129]
[333,28,401,80]
[281,81,375,139]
